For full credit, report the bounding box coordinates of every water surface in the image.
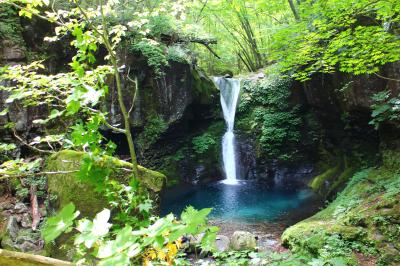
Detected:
[161,180,322,223]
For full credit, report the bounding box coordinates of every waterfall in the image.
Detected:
[214,77,241,185]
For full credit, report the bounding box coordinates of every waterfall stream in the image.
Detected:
[214,77,241,185]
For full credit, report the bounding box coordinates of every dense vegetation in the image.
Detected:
[0,0,399,265]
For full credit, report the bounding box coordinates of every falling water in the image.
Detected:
[214,77,241,185]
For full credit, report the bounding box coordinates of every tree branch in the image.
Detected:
[13,130,54,155]
[374,73,400,82]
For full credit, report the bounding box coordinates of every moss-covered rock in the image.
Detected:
[44,150,165,260]
[282,161,400,265]
[45,150,165,218]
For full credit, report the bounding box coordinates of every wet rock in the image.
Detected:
[14,202,28,214]
[215,235,230,252]
[230,231,257,251]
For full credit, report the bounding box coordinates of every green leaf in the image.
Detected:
[66,100,81,115]
[0,108,9,116]
[138,199,152,213]
[97,226,139,259]
[75,209,111,248]
[42,203,80,243]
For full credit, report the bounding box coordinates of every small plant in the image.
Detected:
[192,133,216,154]
[370,91,400,129]
[137,115,168,152]
[42,204,218,265]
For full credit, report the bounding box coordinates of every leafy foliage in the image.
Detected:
[237,75,310,162]
[369,91,400,129]
[137,115,168,152]
[42,203,217,265]
[192,133,216,154]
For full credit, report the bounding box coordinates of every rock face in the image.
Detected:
[233,64,400,195]
[45,150,165,218]
[230,231,257,251]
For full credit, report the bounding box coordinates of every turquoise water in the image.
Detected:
[161,180,322,223]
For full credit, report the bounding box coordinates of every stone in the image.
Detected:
[19,241,38,253]
[215,235,230,252]
[230,231,257,251]
[257,73,265,79]
[257,235,279,252]
[5,216,19,239]
[14,202,28,214]
[1,236,18,251]
[20,213,32,228]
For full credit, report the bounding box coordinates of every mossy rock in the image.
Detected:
[44,150,165,260]
[45,150,165,218]
[283,165,400,265]
[309,165,340,192]
[191,68,218,105]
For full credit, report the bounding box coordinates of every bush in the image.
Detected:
[192,133,216,154]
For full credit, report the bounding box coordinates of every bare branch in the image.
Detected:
[374,73,400,82]
[13,130,54,155]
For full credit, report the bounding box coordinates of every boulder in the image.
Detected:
[45,150,166,218]
[230,231,257,251]
[215,235,230,252]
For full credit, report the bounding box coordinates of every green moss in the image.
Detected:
[137,115,168,152]
[191,68,218,105]
[310,165,341,192]
[310,153,360,196]
[0,6,25,47]
[382,149,400,172]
